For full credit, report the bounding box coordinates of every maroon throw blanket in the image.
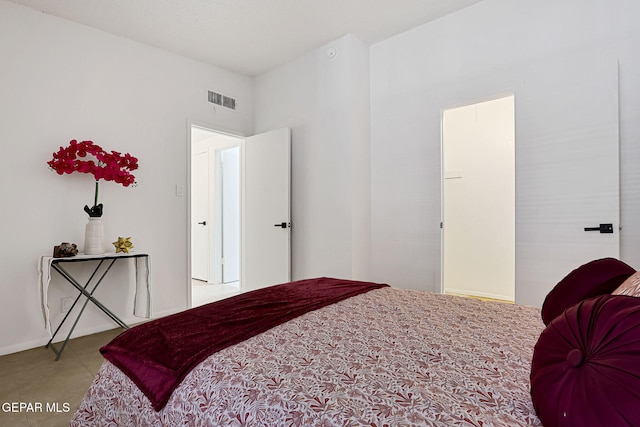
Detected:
[100,277,388,411]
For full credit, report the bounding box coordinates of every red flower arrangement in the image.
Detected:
[48,140,138,217]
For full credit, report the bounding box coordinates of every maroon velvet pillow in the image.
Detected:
[540,258,635,325]
[531,294,640,427]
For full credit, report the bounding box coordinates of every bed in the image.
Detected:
[70,277,545,426]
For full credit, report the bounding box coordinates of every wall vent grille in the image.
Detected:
[208,90,237,110]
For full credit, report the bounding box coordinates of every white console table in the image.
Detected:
[38,252,151,360]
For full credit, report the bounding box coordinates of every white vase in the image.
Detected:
[84,217,105,255]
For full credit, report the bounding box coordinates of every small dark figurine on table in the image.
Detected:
[53,242,78,258]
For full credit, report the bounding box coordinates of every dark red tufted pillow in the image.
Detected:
[540,258,635,325]
[531,294,640,427]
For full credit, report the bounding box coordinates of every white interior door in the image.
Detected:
[191,150,210,281]
[516,54,619,306]
[242,128,291,291]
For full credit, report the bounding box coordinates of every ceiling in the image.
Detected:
[8,0,483,76]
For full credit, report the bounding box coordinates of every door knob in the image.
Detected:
[198,221,207,225]
[274,222,288,228]
[584,223,613,233]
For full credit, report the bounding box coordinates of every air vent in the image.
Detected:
[208,91,222,105]
[223,96,236,110]
[208,90,236,110]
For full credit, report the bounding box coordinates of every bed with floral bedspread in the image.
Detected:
[71,279,544,426]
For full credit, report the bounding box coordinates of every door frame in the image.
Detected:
[187,121,245,307]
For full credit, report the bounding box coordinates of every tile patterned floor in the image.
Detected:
[0,328,122,427]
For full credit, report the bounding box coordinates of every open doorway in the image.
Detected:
[441,95,515,302]
[190,125,242,307]
[188,126,292,306]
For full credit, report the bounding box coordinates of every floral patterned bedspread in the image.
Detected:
[71,287,544,426]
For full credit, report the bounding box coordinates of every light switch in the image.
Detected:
[176,185,184,196]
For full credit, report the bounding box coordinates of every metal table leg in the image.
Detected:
[46,258,129,360]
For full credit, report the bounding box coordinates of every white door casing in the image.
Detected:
[241,128,291,291]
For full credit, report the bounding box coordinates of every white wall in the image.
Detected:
[0,0,253,355]
[253,34,371,281]
[370,0,640,305]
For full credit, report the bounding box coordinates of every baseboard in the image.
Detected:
[0,337,53,357]
[1,305,191,357]
[0,315,146,357]
[151,307,185,319]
